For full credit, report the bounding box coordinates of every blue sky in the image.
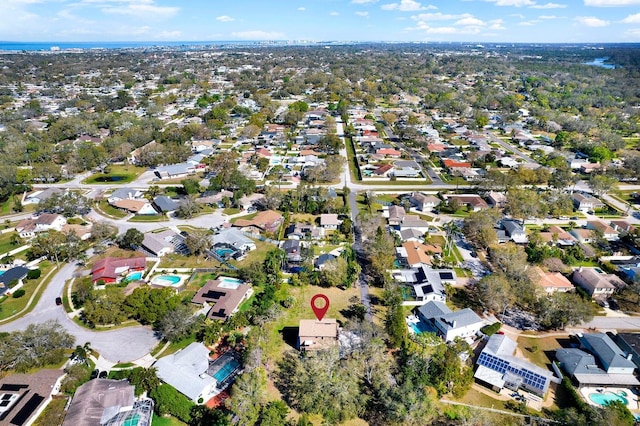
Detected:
[1,0,639,43]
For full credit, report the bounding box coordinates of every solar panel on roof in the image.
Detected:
[10,393,43,425]
[439,272,454,280]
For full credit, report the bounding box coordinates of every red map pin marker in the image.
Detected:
[310,294,330,321]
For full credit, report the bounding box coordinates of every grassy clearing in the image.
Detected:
[97,200,129,219]
[516,334,565,370]
[0,261,55,321]
[345,136,362,181]
[152,414,187,426]
[158,254,220,269]
[260,284,361,366]
[229,212,258,224]
[447,387,507,411]
[223,207,240,215]
[83,164,145,184]
[229,239,276,268]
[0,231,20,255]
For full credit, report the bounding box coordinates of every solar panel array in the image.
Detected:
[477,352,548,392]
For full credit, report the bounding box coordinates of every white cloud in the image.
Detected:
[158,30,181,39]
[584,0,640,5]
[455,16,485,26]
[510,13,526,18]
[352,0,377,3]
[574,16,610,26]
[406,21,483,34]
[381,0,435,11]
[298,7,305,11]
[624,28,640,38]
[489,18,506,29]
[231,30,285,39]
[486,0,535,6]
[539,14,558,19]
[621,13,640,23]
[330,11,340,15]
[518,20,536,25]
[411,12,467,21]
[101,2,179,20]
[356,11,369,16]
[216,15,234,22]
[530,2,567,8]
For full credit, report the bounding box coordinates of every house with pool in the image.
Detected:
[556,333,640,389]
[191,277,252,320]
[91,256,147,284]
[154,342,242,404]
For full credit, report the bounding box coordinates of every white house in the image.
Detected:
[409,192,440,212]
[320,214,341,230]
[416,301,485,342]
[15,213,66,238]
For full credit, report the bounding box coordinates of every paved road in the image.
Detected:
[0,262,160,363]
[86,209,227,234]
[582,316,640,330]
[484,131,536,165]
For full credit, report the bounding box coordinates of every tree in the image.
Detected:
[320,256,349,287]
[150,384,194,423]
[117,228,144,250]
[589,174,617,197]
[175,196,202,219]
[185,228,212,259]
[477,273,514,315]
[0,321,75,372]
[124,287,181,325]
[463,209,500,249]
[506,188,543,223]
[157,305,197,341]
[227,367,266,426]
[91,221,117,241]
[82,286,127,326]
[259,400,289,426]
[189,406,230,426]
[181,178,201,195]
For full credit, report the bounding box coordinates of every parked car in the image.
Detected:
[55,297,62,306]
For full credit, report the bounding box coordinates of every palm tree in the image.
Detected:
[443,220,462,258]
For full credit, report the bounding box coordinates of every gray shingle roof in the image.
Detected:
[581,333,636,370]
[153,196,179,212]
[154,342,215,401]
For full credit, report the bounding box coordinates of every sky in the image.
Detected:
[1,0,639,43]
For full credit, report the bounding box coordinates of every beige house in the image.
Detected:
[298,319,338,351]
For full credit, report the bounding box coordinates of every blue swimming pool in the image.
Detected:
[215,247,236,257]
[126,271,142,281]
[589,392,628,406]
[218,276,244,289]
[151,275,182,286]
[213,359,240,382]
[410,321,431,334]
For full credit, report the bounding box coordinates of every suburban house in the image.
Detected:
[409,192,440,212]
[141,230,182,257]
[23,187,63,204]
[191,278,253,320]
[416,301,484,342]
[153,196,179,214]
[615,333,640,370]
[386,205,406,226]
[15,213,66,238]
[112,199,158,215]
[154,342,217,402]
[399,215,430,234]
[499,220,527,244]
[197,190,234,206]
[475,334,557,397]
[91,257,147,284]
[487,191,508,208]
[298,319,339,351]
[556,333,640,388]
[63,379,153,426]
[107,188,143,204]
[319,213,341,230]
[282,239,303,263]
[154,163,197,180]
[62,223,93,241]
[445,194,489,212]
[392,265,455,304]
[398,228,426,242]
[569,228,597,244]
[212,228,257,253]
[586,220,619,241]
[0,266,29,296]
[396,240,434,268]
[285,223,325,240]
[316,253,337,270]
[392,160,422,178]
[571,267,626,300]
[531,266,574,293]
[0,369,65,426]
[233,210,283,233]
[539,225,577,246]
[610,257,640,281]
[572,193,604,213]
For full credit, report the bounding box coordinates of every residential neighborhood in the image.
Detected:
[0,40,639,426]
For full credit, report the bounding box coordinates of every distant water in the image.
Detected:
[584,57,616,69]
[0,40,258,52]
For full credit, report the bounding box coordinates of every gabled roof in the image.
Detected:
[402,240,432,266]
[192,278,251,319]
[154,342,215,400]
[91,257,146,282]
[113,199,151,213]
[153,196,179,212]
[299,319,338,338]
[581,333,636,370]
[63,379,134,426]
[320,213,340,226]
[417,300,451,320]
[233,210,283,231]
[0,266,29,293]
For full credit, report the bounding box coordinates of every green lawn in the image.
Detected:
[152,414,187,426]
[128,215,168,223]
[0,231,21,255]
[0,261,55,321]
[229,239,276,267]
[97,200,129,219]
[447,387,507,411]
[83,165,145,184]
[229,212,258,224]
[223,208,240,215]
[345,136,362,181]
[517,334,564,369]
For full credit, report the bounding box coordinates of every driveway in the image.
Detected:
[0,262,160,363]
